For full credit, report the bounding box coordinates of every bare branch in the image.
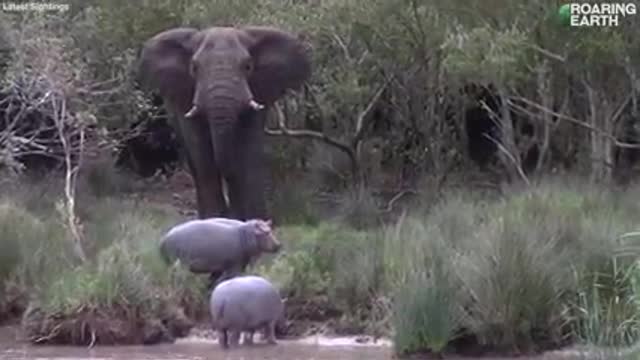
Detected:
[265,103,356,162]
[509,96,640,149]
[332,34,351,61]
[352,76,392,148]
[526,43,566,63]
[484,133,531,186]
[382,190,417,212]
[609,93,633,126]
[52,94,87,263]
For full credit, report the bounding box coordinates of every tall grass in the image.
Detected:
[1,174,639,352]
[383,180,640,355]
[256,178,640,355]
[0,177,211,344]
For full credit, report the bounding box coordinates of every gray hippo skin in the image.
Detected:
[159,218,281,284]
[210,275,284,348]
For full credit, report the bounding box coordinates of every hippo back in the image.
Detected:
[207,218,245,227]
[210,275,284,330]
[160,219,243,273]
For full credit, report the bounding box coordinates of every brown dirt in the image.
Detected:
[20,302,193,346]
[137,169,198,215]
[281,295,344,336]
[0,283,28,325]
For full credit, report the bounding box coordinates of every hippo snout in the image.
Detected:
[269,238,282,252]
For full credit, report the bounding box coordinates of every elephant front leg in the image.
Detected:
[176,114,229,219]
[226,170,268,221]
[194,174,228,219]
[225,174,246,220]
[223,111,269,221]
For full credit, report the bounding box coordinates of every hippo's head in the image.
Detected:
[251,219,281,253]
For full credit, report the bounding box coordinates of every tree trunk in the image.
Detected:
[586,84,615,184]
[495,87,526,184]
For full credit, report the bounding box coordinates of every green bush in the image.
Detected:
[0,180,210,343]
[1,173,639,352]
[381,179,640,355]
[0,201,38,286]
[252,180,640,354]
[569,254,640,348]
[392,258,463,356]
[255,221,386,330]
[0,197,75,292]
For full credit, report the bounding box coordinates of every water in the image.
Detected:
[0,326,393,360]
[1,341,391,360]
[0,326,622,360]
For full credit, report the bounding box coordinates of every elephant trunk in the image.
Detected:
[207,103,239,170]
[185,72,264,120]
[195,75,254,167]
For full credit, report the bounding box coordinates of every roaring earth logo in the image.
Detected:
[558,2,637,27]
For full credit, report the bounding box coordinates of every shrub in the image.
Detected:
[0,182,209,344]
[386,179,640,355]
[392,258,463,356]
[255,222,386,332]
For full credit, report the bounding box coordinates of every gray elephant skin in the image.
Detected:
[159,218,281,281]
[138,25,312,221]
[209,275,285,348]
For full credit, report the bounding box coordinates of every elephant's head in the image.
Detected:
[139,25,311,136]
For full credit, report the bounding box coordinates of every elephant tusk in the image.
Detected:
[248,99,265,111]
[184,105,199,119]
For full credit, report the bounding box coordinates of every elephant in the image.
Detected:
[138,25,312,220]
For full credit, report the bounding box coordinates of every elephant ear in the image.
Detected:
[241,26,312,105]
[138,28,203,114]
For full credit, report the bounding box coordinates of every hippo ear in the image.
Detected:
[253,221,264,235]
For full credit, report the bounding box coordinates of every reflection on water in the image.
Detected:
[1,342,391,360]
[0,326,393,360]
[0,326,625,360]
[1,340,392,360]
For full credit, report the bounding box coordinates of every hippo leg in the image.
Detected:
[218,329,229,349]
[228,330,241,347]
[240,255,252,272]
[264,321,277,345]
[275,315,287,338]
[243,330,254,345]
[208,269,226,289]
[217,271,233,283]
[218,262,244,283]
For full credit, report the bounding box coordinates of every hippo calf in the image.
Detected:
[159,218,281,284]
[209,275,285,348]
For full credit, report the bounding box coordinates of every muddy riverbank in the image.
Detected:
[0,324,394,360]
[0,325,631,360]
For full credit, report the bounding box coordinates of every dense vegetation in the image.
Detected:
[0,0,639,358]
